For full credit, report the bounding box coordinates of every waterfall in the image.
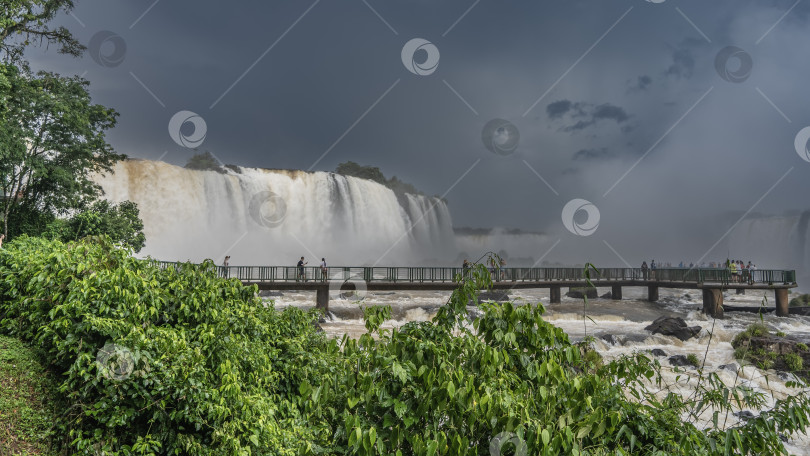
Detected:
[728,212,810,287]
[94,160,456,265]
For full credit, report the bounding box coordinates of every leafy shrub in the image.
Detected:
[784,353,804,372]
[776,331,787,337]
[686,354,700,368]
[731,323,770,347]
[797,343,808,352]
[2,237,810,455]
[0,235,331,454]
[789,294,810,307]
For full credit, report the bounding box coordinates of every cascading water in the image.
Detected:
[94,160,456,265]
[728,212,810,289]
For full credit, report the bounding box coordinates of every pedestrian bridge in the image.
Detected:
[158,263,798,318]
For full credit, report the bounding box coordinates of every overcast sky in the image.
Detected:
[25,0,810,267]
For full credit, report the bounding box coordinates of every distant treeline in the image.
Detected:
[335,161,425,198]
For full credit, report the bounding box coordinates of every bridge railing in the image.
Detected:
[154,262,796,285]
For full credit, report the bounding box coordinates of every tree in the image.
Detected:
[61,200,146,252]
[185,151,224,172]
[0,65,123,238]
[335,161,424,197]
[335,161,387,185]
[0,0,84,62]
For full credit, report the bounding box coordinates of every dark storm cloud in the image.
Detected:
[593,104,629,123]
[629,75,652,91]
[573,148,613,161]
[546,100,573,119]
[546,100,630,133]
[665,48,696,79]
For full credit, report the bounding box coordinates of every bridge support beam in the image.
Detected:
[316,287,329,314]
[775,289,789,317]
[702,288,724,319]
[647,286,659,302]
[549,286,561,304]
[611,285,622,300]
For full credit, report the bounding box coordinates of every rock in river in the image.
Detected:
[644,316,702,341]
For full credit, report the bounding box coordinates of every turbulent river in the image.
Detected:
[271,286,810,454]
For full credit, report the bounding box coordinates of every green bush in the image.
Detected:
[686,354,700,368]
[0,236,330,454]
[731,323,770,347]
[784,353,804,372]
[797,343,808,352]
[2,236,810,455]
[789,294,810,307]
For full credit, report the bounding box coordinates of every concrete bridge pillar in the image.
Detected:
[611,285,622,300]
[702,288,724,319]
[775,289,789,317]
[647,286,659,302]
[316,286,329,313]
[549,286,561,304]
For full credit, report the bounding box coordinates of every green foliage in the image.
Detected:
[0,64,122,238]
[776,331,787,337]
[0,235,331,454]
[784,353,803,372]
[61,199,145,252]
[0,0,84,62]
[2,238,810,455]
[789,294,810,307]
[184,151,224,173]
[731,323,770,347]
[686,353,700,368]
[797,343,808,352]
[0,335,64,455]
[335,161,424,197]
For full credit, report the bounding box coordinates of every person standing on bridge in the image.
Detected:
[320,258,328,282]
[650,260,657,280]
[729,260,738,284]
[641,261,649,280]
[223,256,231,278]
[297,256,307,282]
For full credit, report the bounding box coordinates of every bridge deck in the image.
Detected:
[169,264,796,287]
[156,262,798,317]
[245,280,795,291]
